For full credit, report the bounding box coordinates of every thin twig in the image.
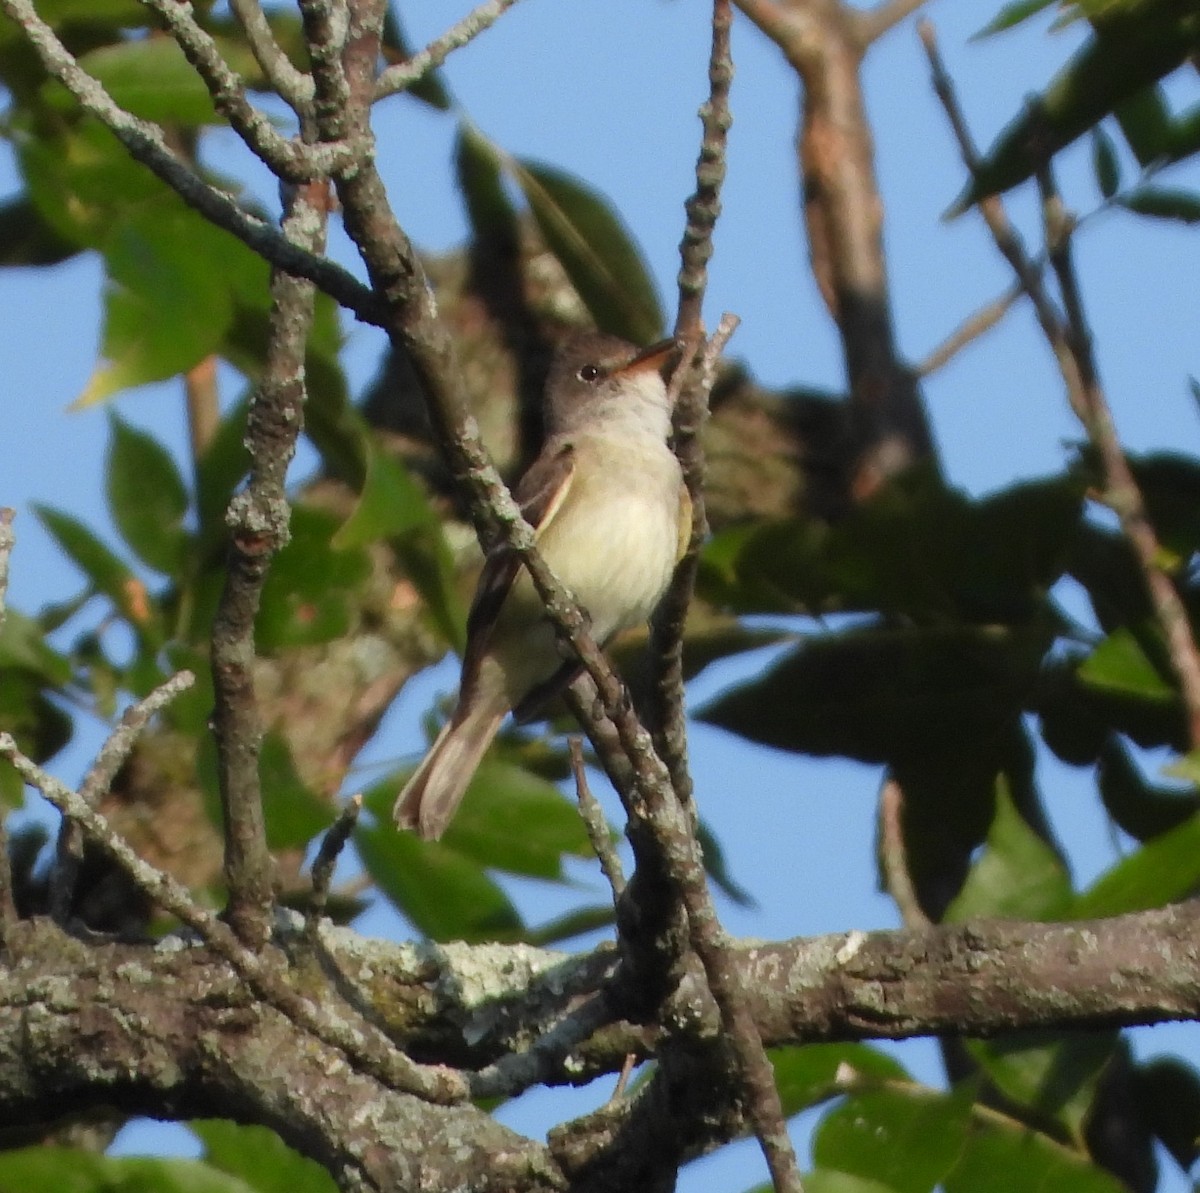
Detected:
[375,0,525,99]
[569,737,625,898]
[675,0,733,340]
[228,0,315,111]
[49,670,199,924]
[921,19,1200,749]
[919,22,1060,345]
[0,509,17,943]
[81,672,199,805]
[610,1052,637,1100]
[1038,164,1200,747]
[649,0,733,798]
[142,0,339,179]
[915,282,1022,378]
[470,990,616,1102]
[0,0,378,323]
[308,793,362,930]
[211,166,331,945]
[878,776,930,928]
[650,321,734,806]
[297,0,352,127]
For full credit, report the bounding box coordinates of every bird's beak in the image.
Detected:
[615,338,679,377]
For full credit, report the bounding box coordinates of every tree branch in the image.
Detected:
[141,0,339,178]
[307,793,362,932]
[569,737,626,899]
[736,0,935,502]
[211,171,330,945]
[675,0,733,340]
[228,0,315,111]
[0,0,379,322]
[374,0,526,100]
[49,670,201,925]
[0,734,468,1109]
[650,0,734,802]
[0,923,553,1193]
[7,905,1200,1188]
[914,281,1021,378]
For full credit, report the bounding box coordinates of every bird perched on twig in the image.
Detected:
[394,331,691,840]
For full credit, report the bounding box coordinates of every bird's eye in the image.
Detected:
[576,363,601,383]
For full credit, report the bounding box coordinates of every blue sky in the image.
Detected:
[3,0,1200,1187]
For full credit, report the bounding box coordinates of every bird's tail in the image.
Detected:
[393,700,506,841]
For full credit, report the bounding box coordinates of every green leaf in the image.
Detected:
[813,1084,973,1193]
[0,608,72,685]
[973,0,1057,38]
[1133,1056,1200,1170]
[0,194,78,266]
[771,1044,910,1118]
[259,731,334,851]
[0,1148,259,1193]
[953,8,1200,208]
[69,39,220,125]
[509,156,664,343]
[19,117,165,251]
[192,1120,338,1193]
[1163,101,1200,160]
[1078,626,1174,701]
[78,208,239,405]
[434,756,594,881]
[332,441,440,549]
[33,504,161,640]
[455,122,520,247]
[795,1173,903,1193]
[944,780,1073,922]
[256,507,371,652]
[161,645,216,735]
[357,787,523,942]
[106,414,191,576]
[1118,185,1200,223]
[523,903,617,946]
[1090,126,1122,198]
[327,431,464,651]
[1097,736,1200,840]
[1073,809,1200,916]
[697,622,1049,763]
[1114,84,1176,165]
[705,471,1081,624]
[944,1104,1127,1193]
[0,669,73,805]
[696,819,754,906]
[963,1031,1118,1139]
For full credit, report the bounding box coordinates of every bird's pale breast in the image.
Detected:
[537,434,683,639]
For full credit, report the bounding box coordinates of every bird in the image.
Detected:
[393,330,691,840]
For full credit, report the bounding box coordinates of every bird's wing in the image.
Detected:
[460,441,576,689]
